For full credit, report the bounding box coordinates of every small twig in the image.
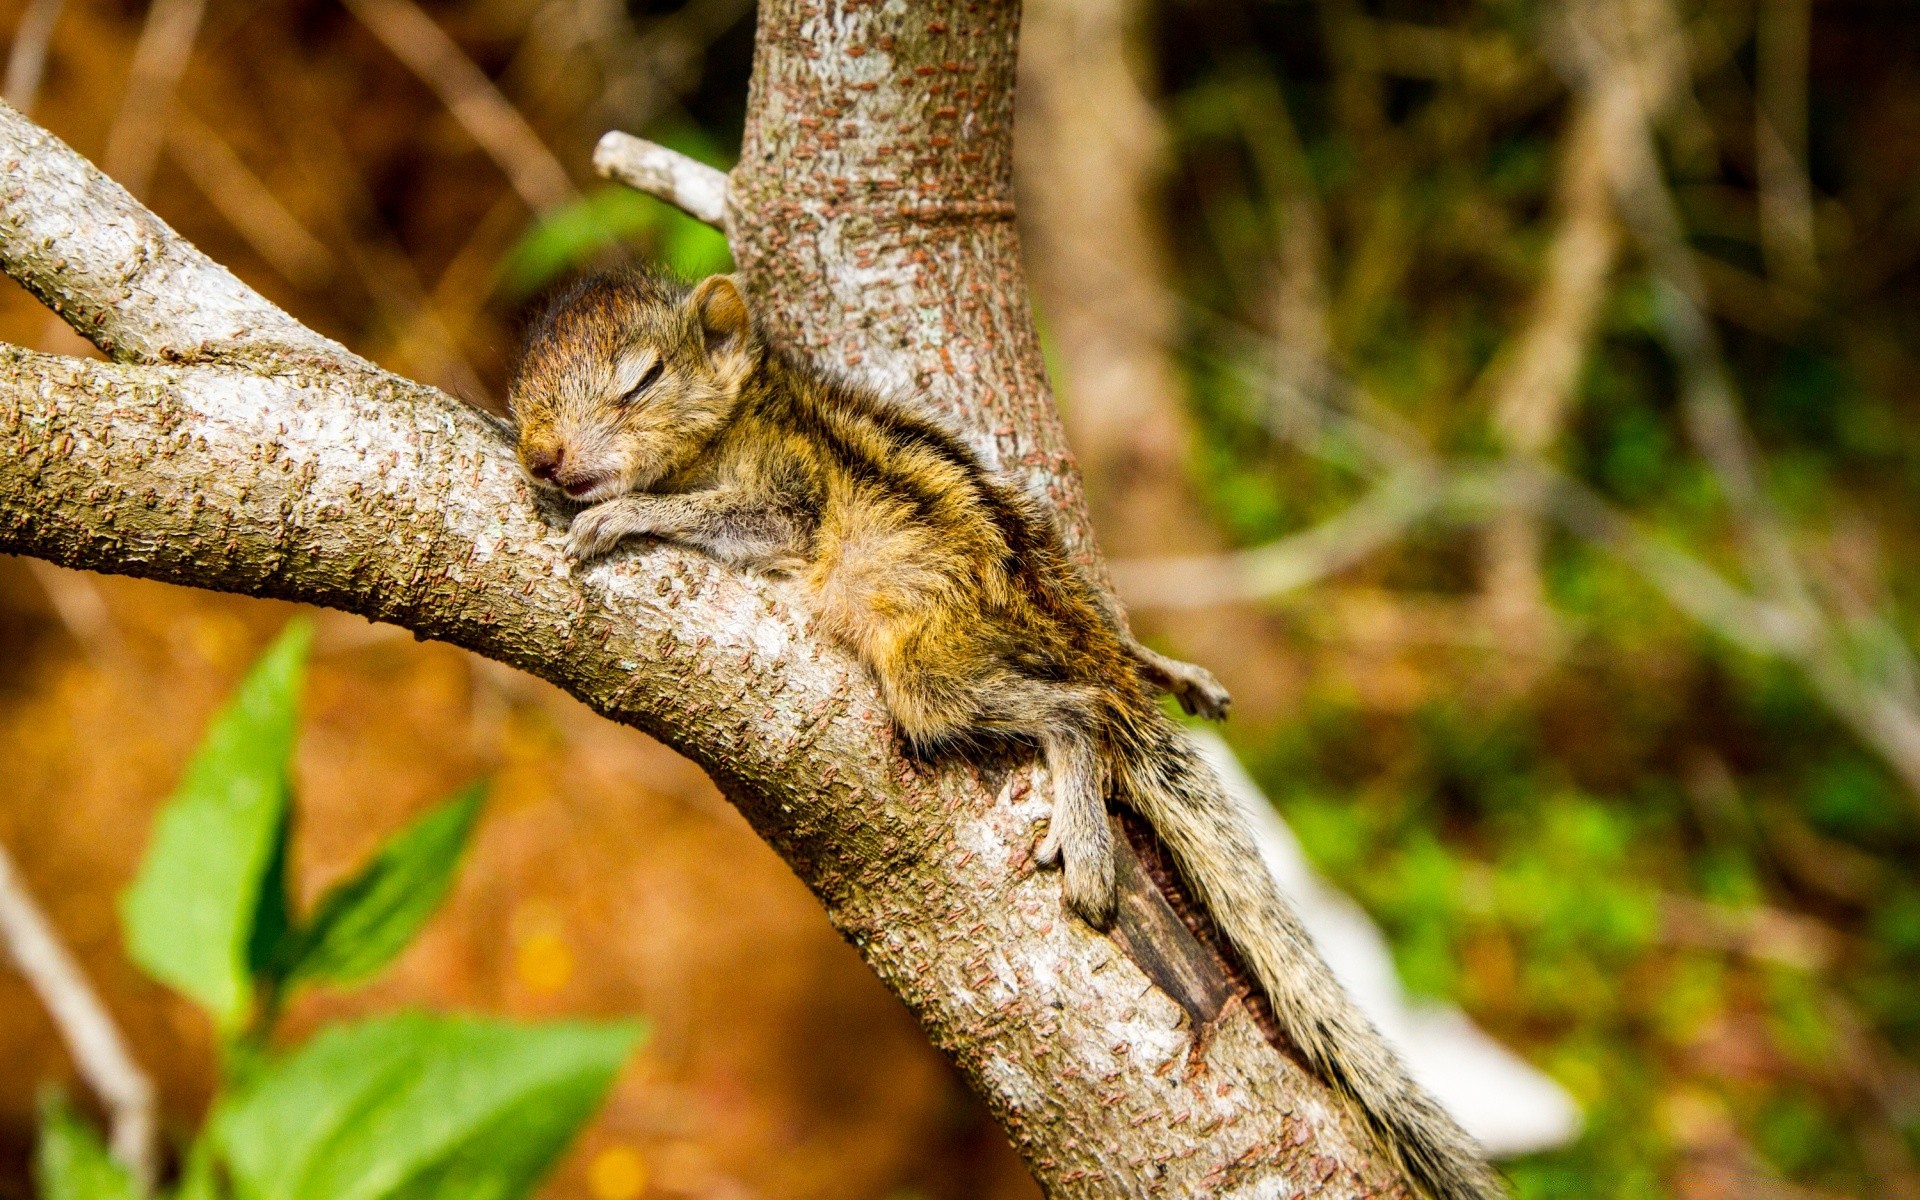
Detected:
[0,839,156,1192]
[343,0,576,214]
[594,131,728,228]
[3,0,67,113]
[1110,467,1458,608]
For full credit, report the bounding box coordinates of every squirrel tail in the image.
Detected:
[1109,718,1506,1200]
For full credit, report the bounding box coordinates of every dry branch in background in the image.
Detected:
[1117,0,1920,827]
[1015,0,1291,716]
[101,0,206,196]
[343,0,577,214]
[1561,0,1920,809]
[0,0,1431,1192]
[1476,82,1623,655]
[24,557,126,663]
[0,839,156,1191]
[163,107,338,291]
[2,0,65,112]
[240,51,494,404]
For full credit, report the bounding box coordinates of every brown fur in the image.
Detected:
[510,267,1505,1200]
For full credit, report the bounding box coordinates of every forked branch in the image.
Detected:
[0,0,1420,1185]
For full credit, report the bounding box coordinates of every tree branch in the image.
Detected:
[0,101,352,364]
[0,6,1417,1189]
[592,131,728,227]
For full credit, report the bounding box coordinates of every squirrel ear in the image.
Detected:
[690,274,751,362]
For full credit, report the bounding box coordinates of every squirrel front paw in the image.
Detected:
[565,499,648,563]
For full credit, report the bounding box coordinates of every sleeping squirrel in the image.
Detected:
[508,267,1503,1200]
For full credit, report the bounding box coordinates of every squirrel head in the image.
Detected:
[509,269,759,503]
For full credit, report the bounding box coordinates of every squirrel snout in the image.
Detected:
[524,445,564,483]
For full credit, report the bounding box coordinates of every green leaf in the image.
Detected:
[172,1132,224,1200]
[497,187,735,300]
[281,784,487,986]
[34,1098,138,1200]
[121,620,313,1030]
[217,1012,642,1200]
[246,801,296,980]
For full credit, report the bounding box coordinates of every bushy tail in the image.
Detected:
[1110,719,1506,1200]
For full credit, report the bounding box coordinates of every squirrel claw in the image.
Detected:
[1180,673,1232,721]
[1165,662,1232,721]
[565,502,636,564]
[1035,823,1062,867]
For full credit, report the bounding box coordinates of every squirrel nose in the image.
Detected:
[525,445,564,482]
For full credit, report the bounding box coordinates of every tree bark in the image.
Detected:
[0,4,1414,1194]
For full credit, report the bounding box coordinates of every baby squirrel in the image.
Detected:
[510,267,1503,1200]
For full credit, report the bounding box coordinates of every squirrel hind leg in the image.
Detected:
[1037,729,1116,928]
[1125,638,1232,721]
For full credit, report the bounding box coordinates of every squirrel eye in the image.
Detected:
[619,359,665,405]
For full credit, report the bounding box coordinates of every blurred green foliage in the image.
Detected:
[35,1103,139,1200]
[1152,0,1920,1193]
[500,186,732,298]
[41,622,641,1200]
[500,125,733,298]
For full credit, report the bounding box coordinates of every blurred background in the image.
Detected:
[0,0,1917,1197]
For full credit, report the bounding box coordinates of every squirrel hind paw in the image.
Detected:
[1136,648,1233,720]
[1170,665,1232,721]
[1062,850,1118,930]
[1033,822,1116,928]
[1034,824,1063,868]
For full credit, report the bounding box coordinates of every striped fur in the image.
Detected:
[510,268,1504,1200]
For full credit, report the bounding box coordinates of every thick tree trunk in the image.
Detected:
[726,3,1095,563]
[0,4,1416,1194]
